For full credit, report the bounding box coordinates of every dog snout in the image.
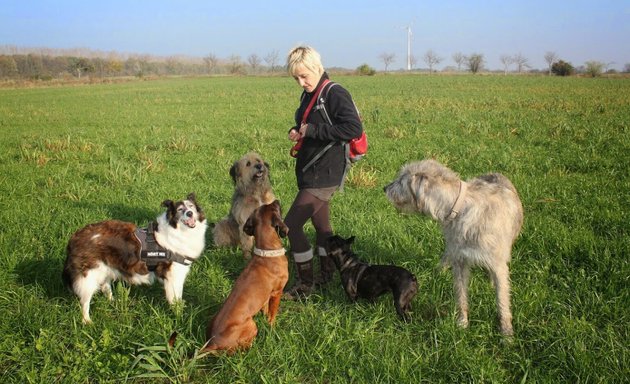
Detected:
[185,210,193,218]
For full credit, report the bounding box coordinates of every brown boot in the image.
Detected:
[283,258,315,300]
[315,246,335,288]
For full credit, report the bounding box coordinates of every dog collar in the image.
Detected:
[344,263,369,300]
[340,257,358,272]
[447,181,468,220]
[253,247,286,257]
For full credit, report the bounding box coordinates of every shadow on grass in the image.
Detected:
[13,257,68,299]
[100,203,159,225]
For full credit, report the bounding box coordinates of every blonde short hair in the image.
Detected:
[287,46,324,77]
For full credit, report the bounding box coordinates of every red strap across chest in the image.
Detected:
[301,79,330,124]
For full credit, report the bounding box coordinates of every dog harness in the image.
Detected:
[339,257,369,300]
[134,221,196,271]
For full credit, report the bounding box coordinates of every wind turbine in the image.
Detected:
[401,23,413,71]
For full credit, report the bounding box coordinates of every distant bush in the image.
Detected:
[467,53,484,74]
[584,61,605,77]
[551,60,574,76]
[356,64,376,76]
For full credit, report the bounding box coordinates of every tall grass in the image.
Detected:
[0,75,628,383]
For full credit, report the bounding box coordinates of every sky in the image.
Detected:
[2,0,629,71]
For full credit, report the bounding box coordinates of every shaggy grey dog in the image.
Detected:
[212,152,276,259]
[384,159,523,335]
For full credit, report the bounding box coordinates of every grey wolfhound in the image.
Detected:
[384,159,523,335]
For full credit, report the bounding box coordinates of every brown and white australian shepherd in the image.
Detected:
[62,193,207,324]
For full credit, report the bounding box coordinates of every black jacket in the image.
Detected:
[292,73,363,189]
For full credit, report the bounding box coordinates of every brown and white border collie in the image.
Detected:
[62,193,207,324]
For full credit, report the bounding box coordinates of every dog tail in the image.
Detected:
[168,331,178,348]
[61,266,72,289]
[61,245,75,290]
[404,274,419,303]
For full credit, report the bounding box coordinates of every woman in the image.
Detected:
[283,46,363,299]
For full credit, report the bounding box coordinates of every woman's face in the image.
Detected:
[292,64,321,93]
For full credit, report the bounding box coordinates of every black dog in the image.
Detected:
[327,235,418,321]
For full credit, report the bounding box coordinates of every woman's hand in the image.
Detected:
[298,123,309,138]
[289,123,308,142]
[288,128,301,142]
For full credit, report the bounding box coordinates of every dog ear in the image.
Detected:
[195,202,206,223]
[243,216,255,236]
[161,200,178,227]
[348,235,355,244]
[229,162,239,184]
[272,209,289,238]
[274,219,289,238]
[410,174,427,210]
[186,192,206,222]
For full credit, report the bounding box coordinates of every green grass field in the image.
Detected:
[1,74,628,383]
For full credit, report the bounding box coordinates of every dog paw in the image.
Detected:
[457,316,469,328]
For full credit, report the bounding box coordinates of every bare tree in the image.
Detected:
[379,53,396,72]
[544,51,558,76]
[247,54,261,74]
[467,53,484,74]
[90,57,105,78]
[0,55,18,77]
[136,55,152,77]
[452,52,466,71]
[410,54,418,70]
[165,57,182,75]
[203,54,218,74]
[512,53,530,73]
[228,55,244,75]
[423,49,443,73]
[68,57,93,78]
[500,54,513,75]
[0,45,19,55]
[264,50,279,73]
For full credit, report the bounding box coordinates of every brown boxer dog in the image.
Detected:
[203,200,289,353]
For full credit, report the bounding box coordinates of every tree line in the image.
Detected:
[0,46,284,80]
[379,50,629,77]
[1,45,628,81]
